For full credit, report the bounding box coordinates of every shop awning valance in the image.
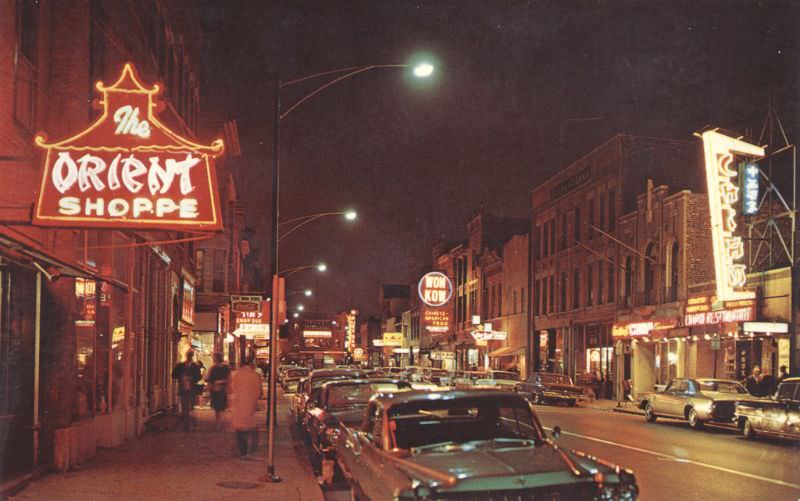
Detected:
[488,345,525,358]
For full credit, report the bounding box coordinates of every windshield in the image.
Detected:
[697,380,748,394]
[388,397,544,450]
[326,383,404,409]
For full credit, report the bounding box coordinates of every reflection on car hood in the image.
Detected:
[405,441,610,481]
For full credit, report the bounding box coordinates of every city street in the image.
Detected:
[535,405,800,501]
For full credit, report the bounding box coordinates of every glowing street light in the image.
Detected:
[413,62,435,78]
[279,262,328,278]
[293,312,299,319]
[317,263,327,272]
[278,210,358,242]
[344,210,357,221]
[297,305,305,312]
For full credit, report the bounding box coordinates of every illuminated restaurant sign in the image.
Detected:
[33,63,224,230]
[698,130,763,302]
[423,308,450,333]
[382,332,404,347]
[612,319,677,338]
[684,306,754,326]
[418,272,453,307]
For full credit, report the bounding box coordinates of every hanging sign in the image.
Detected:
[698,130,763,302]
[741,163,760,215]
[471,329,508,341]
[33,63,224,230]
[418,272,453,307]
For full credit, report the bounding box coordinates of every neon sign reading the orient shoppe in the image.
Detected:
[699,130,763,302]
[33,63,224,230]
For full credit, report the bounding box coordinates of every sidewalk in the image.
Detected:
[11,393,323,501]
[579,398,644,416]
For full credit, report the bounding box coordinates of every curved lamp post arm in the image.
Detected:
[279,264,325,278]
[280,64,408,120]
[278,215,325,243]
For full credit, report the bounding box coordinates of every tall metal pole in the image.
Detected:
[264,79,282,483]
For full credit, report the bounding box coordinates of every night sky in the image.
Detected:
[198,0,798,316]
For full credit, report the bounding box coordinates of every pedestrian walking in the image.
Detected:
[172,349,202,431]
[205,352,231,431]
[230,356,263,456]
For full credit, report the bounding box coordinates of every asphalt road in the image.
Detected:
[535,405,800,501]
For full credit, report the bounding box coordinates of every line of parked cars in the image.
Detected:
[286,366,640,500]
[638,376,800,441]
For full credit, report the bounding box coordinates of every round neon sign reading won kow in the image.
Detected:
[418,271,453,307]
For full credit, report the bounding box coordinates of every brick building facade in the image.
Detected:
[0,1,218,490]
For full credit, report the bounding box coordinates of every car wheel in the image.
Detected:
[644,403,657,423]
[687,408,704,429]
[742,419,756,439]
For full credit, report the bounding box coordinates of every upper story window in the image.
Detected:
[14,0,39,130]
[573,207,581,243]
[608,189,616,231]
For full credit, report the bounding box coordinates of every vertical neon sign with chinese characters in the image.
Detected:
[741,163,760,215]
[699,130,764,302]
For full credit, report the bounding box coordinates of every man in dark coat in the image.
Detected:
[173,349,202,431]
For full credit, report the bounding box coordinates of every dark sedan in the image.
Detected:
[515,372,585,406]
[337,390,638,500]
[305,378,412,483]
[736,377,800,440]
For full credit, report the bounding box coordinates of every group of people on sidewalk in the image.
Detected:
[744,364,791,397]
[171,350,264,456]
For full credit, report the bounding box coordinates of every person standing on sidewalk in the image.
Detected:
[172,349,202,431]
[205,352,231,431]
[230,356,263,456]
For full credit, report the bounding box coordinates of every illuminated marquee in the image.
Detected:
[684,306,754,326]
[741,163,760,216]
[418,272,453,307]
[699,130,764,302]
[423,308,450,333]
[33,63,224,230]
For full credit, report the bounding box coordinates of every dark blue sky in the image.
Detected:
[199,0,798,315]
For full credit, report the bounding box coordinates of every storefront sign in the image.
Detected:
[684,306,754,326]
[372,339,385,347]
[699,130,763,302]
[33,63,224,230]
[303,330,332,338]
[612,319,677,338]
[742,321,788,334]
[231,295,269,338]
[430,350,455,361]
[418,272,453,307]
[423,308,450,333]
[741,163,760,215]
[382,332,404,347]
[471,329,508,341]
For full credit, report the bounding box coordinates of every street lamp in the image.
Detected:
[265,61,434,483]
[286,289,313,298]
[296,304,305,312]
[278,262,327,278]
[278,210,357,242]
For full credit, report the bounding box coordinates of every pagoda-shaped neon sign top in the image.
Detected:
[33,63,224,231]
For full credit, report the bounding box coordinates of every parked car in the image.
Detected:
[281,367,310,393]
[295,368,370,432]
[451,370,490,389]
[291,377,310,423]
[423,368,454,388]
[305,378,412,483]
[516,372,585,406]
[470,370,520,391]
[639,378,759,429]
[337,390,639,500]
[735,377,800,440]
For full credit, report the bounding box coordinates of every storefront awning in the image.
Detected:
[488,345,525,358]
[0,232,129,290]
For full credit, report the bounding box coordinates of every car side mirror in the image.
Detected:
[552,425,561,439]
